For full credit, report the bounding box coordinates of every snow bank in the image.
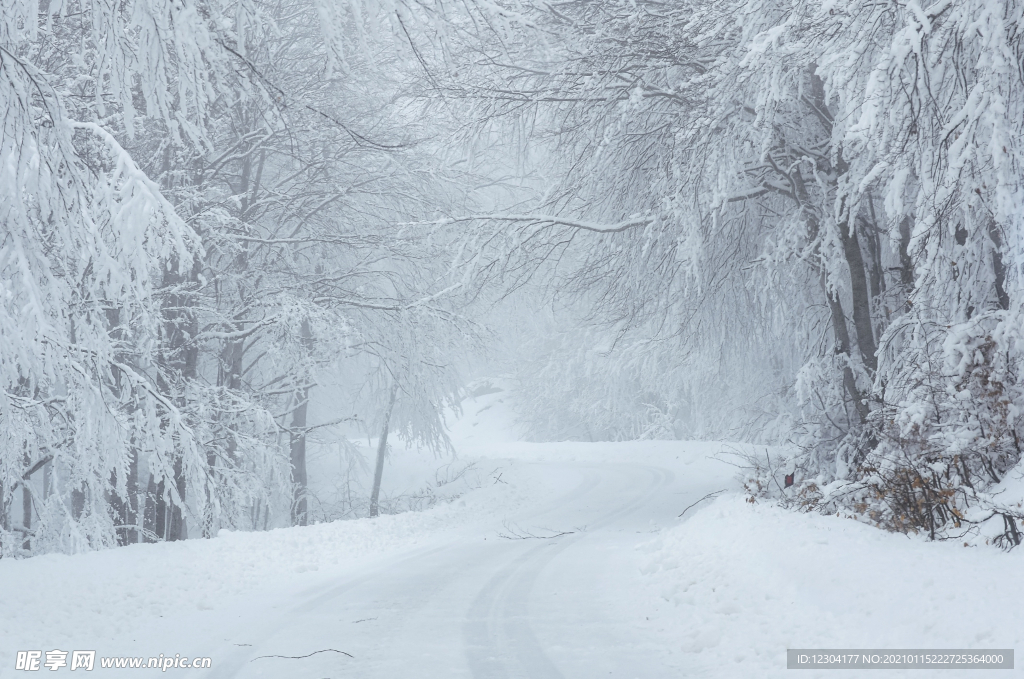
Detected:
[641,494,1024,678]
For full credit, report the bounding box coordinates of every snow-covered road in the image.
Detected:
[206,460,702,679]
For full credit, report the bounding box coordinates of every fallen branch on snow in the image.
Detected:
[251,649,353,661]
[678,489,728,518]
[497,521,582,540]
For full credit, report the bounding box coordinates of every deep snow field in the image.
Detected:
[1,385,1022,678]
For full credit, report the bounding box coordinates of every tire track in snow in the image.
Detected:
[464,464,673,678]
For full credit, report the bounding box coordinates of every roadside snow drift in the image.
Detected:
[642,494,1024,678]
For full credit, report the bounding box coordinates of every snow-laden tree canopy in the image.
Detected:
[2,0,1022,554]
[0,0,484,555]
[437,0,1024,544]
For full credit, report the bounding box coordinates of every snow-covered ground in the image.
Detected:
[643,495,1024,677]
[1,386,1022,678]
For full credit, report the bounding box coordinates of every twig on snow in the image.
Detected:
[497,521,577,540]
[251,649,354,661]
[678,489,728,518]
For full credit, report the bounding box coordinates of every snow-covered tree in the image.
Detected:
[440,0,1023,544]
[1,0,493,555]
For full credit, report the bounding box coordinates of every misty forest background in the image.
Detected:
[1,0,1022,556]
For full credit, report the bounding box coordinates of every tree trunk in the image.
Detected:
[158,256,200,542]
[0,481,6,541]
[861,213,884,300]
[289,390,310,527]
[841,219,878,373]
[822,273,870,425]
[168,457,187,541]
[21,482,31,551]
[208,272,247,537]
[369,381,399,518]
[898,216,915,288]
[289,317,314,526]
[71,486,86,521]
[987,218,1010,311]
[803,70,877,373]
[105,307,139,545]
[788,153,872,428]
[144,474,165,541]
[109,456,139,546]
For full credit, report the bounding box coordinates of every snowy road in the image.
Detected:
[5,440,1023,679]
[204,460,700,679]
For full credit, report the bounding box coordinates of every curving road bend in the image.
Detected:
[205,461,705,679]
